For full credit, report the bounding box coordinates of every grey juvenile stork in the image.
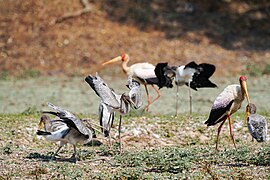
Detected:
[85,73,142,152]
[37,103,94,162]
[102,54,172,112]
[99,101,115,137]
[205,76,251,150]
[155,62,217,115]
[245,103,268,142]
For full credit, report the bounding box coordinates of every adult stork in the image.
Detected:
[102,54,172,112]
[205,76,251,150]
[245,103,268,142]
[85,73,142,152]
[155,61,217,115]
[37,103,94,162]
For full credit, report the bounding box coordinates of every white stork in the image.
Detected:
[205,76,251,150]
[246,103,268,142]
[155,62,217,116]
[102,54,173,112]
[37,103,94,163]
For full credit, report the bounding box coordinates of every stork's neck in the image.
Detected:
[122,60,130,74]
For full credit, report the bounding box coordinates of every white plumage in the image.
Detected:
[102,54,169,111]
[205,76,251,150]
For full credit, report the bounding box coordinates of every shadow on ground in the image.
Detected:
[99,0,270,51]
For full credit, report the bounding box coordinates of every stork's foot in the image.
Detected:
[50,156,57,161]
[143,106,149,112]
[69,154,78,163]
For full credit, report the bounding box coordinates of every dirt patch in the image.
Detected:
[0,1,269,78]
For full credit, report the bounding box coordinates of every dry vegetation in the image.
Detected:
[0,1,270,179]
[0,113,269,179]
[0,0,269,78]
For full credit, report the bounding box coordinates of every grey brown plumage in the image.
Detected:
[246,103,268,142]
[37,103,93,162]
[85,74,142,152]
[99,102,115,137]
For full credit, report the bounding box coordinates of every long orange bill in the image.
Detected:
[241,80,251,123]
[102,56,122,66]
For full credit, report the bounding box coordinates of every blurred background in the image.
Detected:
[0,0,269,114]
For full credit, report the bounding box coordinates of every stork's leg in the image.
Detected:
[118,115,122,154]
[188,82,192,115]
[70,145,77,163]
[50,143,64,161]
[227,114,236,148]
[216,118,227,150]
[151,85,161,103]
[148,85,161,107]
[108,113,113,148]
[175,85,179,117]
[144,84,151,112]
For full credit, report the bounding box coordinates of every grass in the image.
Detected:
[0,76,269,178]
[0,75,269,114]
[0,112,269,179]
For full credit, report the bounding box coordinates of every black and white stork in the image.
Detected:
[155,61,217,115]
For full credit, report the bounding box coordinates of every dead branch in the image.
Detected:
[50,0,91,25]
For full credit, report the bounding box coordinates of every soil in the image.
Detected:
[0,0,269,77]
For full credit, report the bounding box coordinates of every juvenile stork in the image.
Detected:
[102,54,172,111]
[245,103,268,142]
[155,61,217,115]
[37,103,94,162]
[99,101,115,137]
[205,76,251,150]
[85,73,142,152]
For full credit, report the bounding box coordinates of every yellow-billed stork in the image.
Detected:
[102,54,173,112]
[205,76,251,150]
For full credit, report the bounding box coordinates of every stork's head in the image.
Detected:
[38,114,50,131]
[102,54,129,66]
[121,54,129,62]
[239,76,247,82]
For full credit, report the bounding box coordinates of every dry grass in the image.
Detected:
[0,112,269,179]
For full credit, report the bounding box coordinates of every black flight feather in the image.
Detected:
[154,63,174,89]
[205,100,234,126]
[186,62,217,90]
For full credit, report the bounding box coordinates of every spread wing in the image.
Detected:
[154,63,174,89]
[127,78,143,109]
[61,116,90,138]
[44,103,90,138]
[187,62,217,90]
[85,74,120,109]
[46,102,76,119]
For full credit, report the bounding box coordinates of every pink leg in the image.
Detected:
[150,85,161,105]
[216,118,227,150]
[227,114,236,148]
[144,84,151,112]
